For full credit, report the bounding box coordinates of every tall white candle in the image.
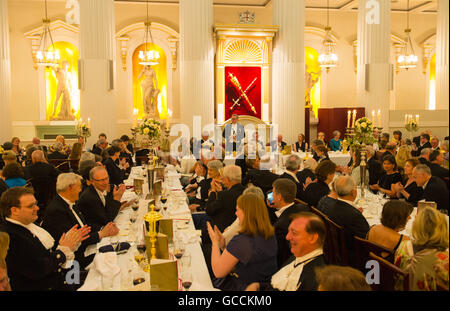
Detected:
[352,109,357,128]
[88,118,91,128]
[372,110,376,123]
[347,110,351,128]
[404,114,408,125]
[377,110,381,128]
[415,115,419,125]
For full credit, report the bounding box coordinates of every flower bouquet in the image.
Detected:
[405,118,419,133]
[132,118,162,148]
[75,120,91,138]
[348,117,377,149]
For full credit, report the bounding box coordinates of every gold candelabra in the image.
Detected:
[144,204,162,259]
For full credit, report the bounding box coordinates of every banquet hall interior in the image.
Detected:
[0,0,448,293]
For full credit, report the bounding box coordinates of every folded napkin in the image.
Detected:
[177,229,202,244]
[94,252,121,277]
[99,242,131,253]
[121,191,138,203]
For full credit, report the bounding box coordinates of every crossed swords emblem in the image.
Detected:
[228,73,258,115]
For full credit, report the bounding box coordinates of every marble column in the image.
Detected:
[436,0,449,111]
[272,0,305,144]
[357,0,391,130]
[79,0,116,146]
[0,0,11,142]
[179,0,214,136]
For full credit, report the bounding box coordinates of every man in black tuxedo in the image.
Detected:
[77,166,127,232]
[92,138,108,156]
[429,150,449,182]
[23,150,61,222]
[366,146,382,190]
[103,146,129,187]
[418,148,432,168]
[47,142,68,160]
[0,187,89,291]
[246,213,326,291]
[222,114,245,154]
[279,154,302,200]
[319,175,370,264]
[413,133,432,157]
[413,164,449,213]
[42,173,119,269]
[243,156,279,194]
[270,178,310,268]
[206,165,245,232]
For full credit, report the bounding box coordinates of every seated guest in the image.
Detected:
[120,135,134,156]
[316,265,371,291]
[311,139,325,162]
[392,130,404,147]
[115,139,134,171]
[135,139,150,166]
[270,134,287,152]
[370,155,402,198]
[317,132,328,147]
[294,133,306,153]
[200,131,215,150]
[103,146,129,187]
[328,130,342,152]
[78,160,97,191]
[367,201,413,260]
[322,175,370,244]
[206,165,245,232]
[375,140,388,161]
[429,150,449,181]
[296,158,317,191]
[68,143,82,161]
[349,148,369,187]
[247,132,265,156]
[430,136,440,151]
[207,193,278,291]
[413,133,432,157]
[413,164,449,213]
[42,173,119,269]
[246,213,326,291]
[316,180,338,212]
[77,166,127,232]
[366,146,383,190]
[31,137,48,153]
[304,160,336,207]
[442,140,449,169]
[418,148,432,167]
[394,158,423,206]
[24,145,38,167]
[244,157,279,194]
[279,154,302,199]
[395,145,412,173]
[270,178,310,268]
[0,187,89,291]
[189,160,222,212]
[394,206,448,290]
[315,145,330,163]
[0,232,11,291]
[10,137,24,161]
[92,133,108,153]
[185,161,207,192]
[49,136,70,157]
[92,138,108,156]
[2,150,18,168]
[2,163,26,188]
[48,142,68,160]
[186,161,208,205]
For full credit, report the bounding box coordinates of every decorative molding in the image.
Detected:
[224,39,263,64]
[117,36,130,71]
[421,33,436,74]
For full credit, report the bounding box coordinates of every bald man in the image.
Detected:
[23,150,61,222]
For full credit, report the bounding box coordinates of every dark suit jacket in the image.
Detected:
[48,151,68,160]
[320,199,370,260]
[76,185,122,232]
[259,254,326,291]
[1,220,67,291]
[41,195,100,268]
[296,169,316,201]
[244,168,279,193]
[303,180,330,207]
[429,163,449,181]
[418,157,432,168]
[135,149,150,166]
[0,178,8,198]
[103,157,126,186]
[206,183,245,232]
[413,141,432,157]
[422,176,449,212]
[274,203,311,268]
[91,144,103,156]
[222,123,245,151]
[279,172,302,200]
[368,157,383,187]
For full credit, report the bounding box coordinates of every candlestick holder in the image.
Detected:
[359,146,367,198]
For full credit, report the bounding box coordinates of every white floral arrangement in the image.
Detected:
[132,118,161,146]
[75,121,91,138]
[348,117,376,148]
[354,117,373,134]
[405,118,419,132]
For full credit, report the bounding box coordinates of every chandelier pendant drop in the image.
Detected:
[139,0,160,66]
[318,0,338,72]
[36,0,60,67]
[397,0,418,70]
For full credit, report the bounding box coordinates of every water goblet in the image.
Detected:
[181,270,193,291]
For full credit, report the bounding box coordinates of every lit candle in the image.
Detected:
[372,110,376,123]
[377,110,381,128]
[167,109,173,128]
[347,110,351,128]
[87,118,91,128]
[404,114,408,125]
[352,109,357,128]
[415,114,419,125]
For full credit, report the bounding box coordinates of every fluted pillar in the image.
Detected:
[436,0,449,111]
[179,0,214,134]
[357,0,391,129]
[272,0,305,144]
[0,0,11,142]
[79,0,116,146]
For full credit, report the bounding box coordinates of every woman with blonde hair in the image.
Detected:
[395,207,449,290]
[207,193,278,291]
[396,145,412,172]
[49,135,70,156]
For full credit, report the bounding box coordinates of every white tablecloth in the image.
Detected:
[79,168,215,291]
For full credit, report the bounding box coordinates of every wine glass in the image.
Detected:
[132,199,139,212]
[173,241,185,260]
[129,212,137,225]
[181,270,193,291]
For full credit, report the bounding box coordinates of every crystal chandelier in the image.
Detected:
[139,0,160,66]
[36,0,60,67]
[318,0,338,72]
[397,0,418,70]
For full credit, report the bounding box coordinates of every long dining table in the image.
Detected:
[78,166,215,291]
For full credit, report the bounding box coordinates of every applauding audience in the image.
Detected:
[394,158,423,206]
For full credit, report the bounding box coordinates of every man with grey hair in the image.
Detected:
[42,173,119,269]
[311,139,325,162]
[92,138,108,156]
[320,175,369,264]
[205,165,245,232]
[418,148,432,168]
[412,164,449,212]
[48,142,68,160]
[279,154,302,200]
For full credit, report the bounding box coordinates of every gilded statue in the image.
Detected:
[138,65,160,119]
[50,60,75,120]
[305,64,321,108]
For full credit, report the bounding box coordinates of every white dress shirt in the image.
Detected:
[59,194,85,227]
[275,202,295,218]
[95,187,108,206]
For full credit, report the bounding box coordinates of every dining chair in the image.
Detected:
[369,252,409,291]
[353,236,393,272]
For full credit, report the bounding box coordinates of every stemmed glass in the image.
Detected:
[173,240,185,260]
[110,236,119,251]
[181,270,193,291]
